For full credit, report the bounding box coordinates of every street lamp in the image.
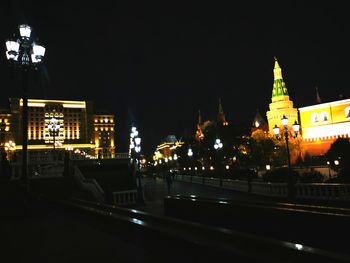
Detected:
[5,24,46,190]
[334,159,340,172]
[187,147,193,182]
[273,115,300,199]
[214,138,223,186]
[4,140,16,161]
[130,126,143,203]
[326,161,332,180]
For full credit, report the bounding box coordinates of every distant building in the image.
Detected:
[217,98,229,126]
[251,109,268,133]
[93,112,116,158]
[0,109,12,148]
[266,57,298,134]
[0,98,115,158]
[265,58,350,157]
[153,135,184,161]
[299,99,350,155]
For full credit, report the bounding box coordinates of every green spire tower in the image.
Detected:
[272,57,289,102]
[266,57,298,134]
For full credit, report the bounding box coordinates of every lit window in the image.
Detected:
[345,107,350,118]
[311,112,319,123]
[320,112,329,122]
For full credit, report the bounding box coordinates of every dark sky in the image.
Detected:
[1,1,350,155]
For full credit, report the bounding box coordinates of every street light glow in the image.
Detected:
[19,24,32,38]
[282,115,288,126]
[187,148,193,157]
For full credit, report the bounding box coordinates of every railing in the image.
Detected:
[174,174,350,201]
[72,166,105,203]
[113,190,138,206]
[251,182,288,197]
[114,152,129,159]
[10,162,64,179]
[222,179,249,192]
[296,183,350,201]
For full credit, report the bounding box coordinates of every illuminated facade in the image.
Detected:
[153,135,184,161]
[299,99,350,155]
[217,98,229,126]
[0,98,116,158]
[266,57,298,134]
[251,109,268,133]
[0,110,12,148]
[93,113,115,158]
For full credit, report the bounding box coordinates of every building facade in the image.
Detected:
[153,135,184,162]
[299,99,350,155]
[93,113,116,158]
[0,98,116,159]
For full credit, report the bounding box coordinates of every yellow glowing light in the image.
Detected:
[20,101,46,107]
[15,143,95,150]
[62,103,85,108]
[301,122,350,140]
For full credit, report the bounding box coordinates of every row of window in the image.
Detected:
[311,107,350,123]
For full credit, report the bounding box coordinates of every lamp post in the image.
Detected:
[326,161,332,180]
[214,138,223,186]
[130,126,143,203]
[273,115,300,199]
[5,24,46,191]
[187,147,193,182]
[334,159,340,172]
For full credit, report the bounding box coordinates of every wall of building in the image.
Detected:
[299,99,350,155]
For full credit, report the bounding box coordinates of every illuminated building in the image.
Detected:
[217,98,229,126]
[0,110,12,148]
[265,57,350,157]
[266,57,298,134]
[195,110,204,141]
[153,135,184,161]
[93,113,115,158]
[0,98,115,158]
[251,109,268,133]
[299,99,350,155]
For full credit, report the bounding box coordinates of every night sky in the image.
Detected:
[1,1,350,155]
